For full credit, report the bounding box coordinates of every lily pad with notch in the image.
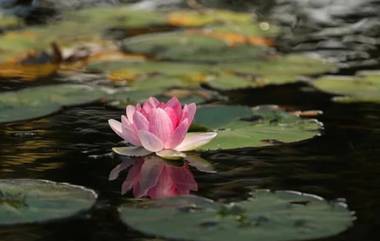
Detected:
[193,105,323,150]
[118,189,354,241]
[0,179,97,225]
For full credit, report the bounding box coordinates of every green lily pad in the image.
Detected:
[63,6,166,30]
[194,105,253,129]
[107,87,221,108]
[88,53,333,91]
[87,60,210,78]
[1,7,275,63]
[122,31,269,63]
[0,179,97,225]
[204,24,278,38]
[212,54,335,89]
[0,14,23,30]
[312,71,380,103]
[118,190,354,241]
[0,84,105,123]
[107,88,164,107]
[167,9,278,38]
[85,61,224,106]
[194,105,322,150]
[0,6,165,63]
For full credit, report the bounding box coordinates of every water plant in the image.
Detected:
[109,97,217,159]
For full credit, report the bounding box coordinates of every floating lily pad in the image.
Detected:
[0,14,23,30]
[119,190,354,241]
[85,61,224,106]
[194,105,253,129]
[0,6,165,63]
[194,105,322,150]
[203,24,278,39]
[312,71,380,103]
[89,61,210,79]
[87,61,209,94]
[0,179,97,225]
[107,88,163,107]
[167,10,278,39]
[88,53,333,91]
[63,6,166,30]
[122,31,269,63]
[0,84,105,123]
[107,87,221,108]
[212,54,335,89]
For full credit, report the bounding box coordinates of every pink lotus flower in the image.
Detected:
[108,97,217,159]
[109,156,198,199]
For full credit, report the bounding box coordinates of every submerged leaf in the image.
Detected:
[118,190,354,241]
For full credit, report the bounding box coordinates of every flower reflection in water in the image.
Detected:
[109,155,213,199]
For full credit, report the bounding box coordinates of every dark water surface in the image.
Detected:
[1,0,380,241]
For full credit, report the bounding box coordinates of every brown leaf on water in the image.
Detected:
[60,43,146,73]
[165,88,215,100]
[248,36,274,47]
[0,63,58,81]
[167,12,212,27]
[167,9,254,28]
[188,30,273,47]
[107,69,140,82]
[89,51,146,63]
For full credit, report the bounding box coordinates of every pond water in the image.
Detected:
[0,0,379,241]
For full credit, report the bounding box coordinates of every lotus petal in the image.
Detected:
[167,97,182,119]
[138,130,164,152]
[108,119,123,139]
[150,108,174,145]
[166,118,189,148]
[181,103,196,128]
[175,132,217,152]
[126,105,136,122]
[121,116,140,145]
[133,111,149,130]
